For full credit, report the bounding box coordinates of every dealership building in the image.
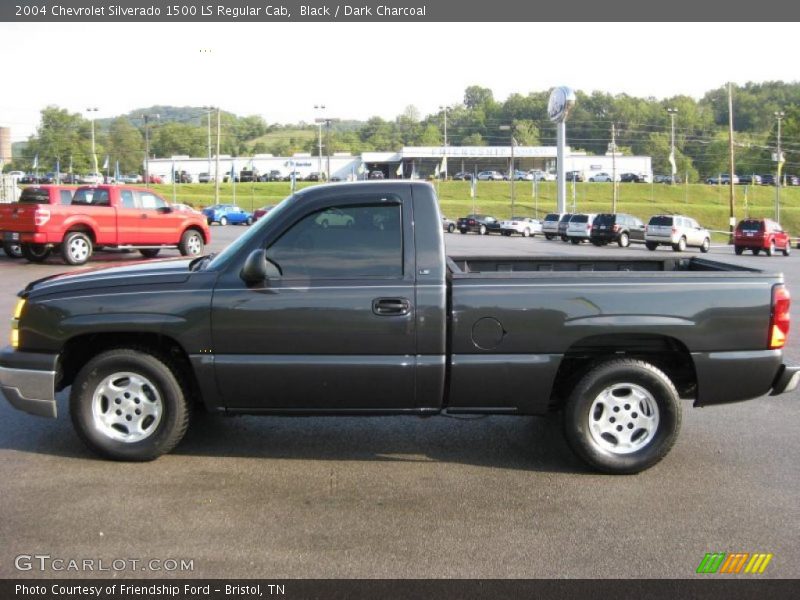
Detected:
[146,146,652,183]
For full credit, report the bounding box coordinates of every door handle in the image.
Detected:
[372,297,411,316]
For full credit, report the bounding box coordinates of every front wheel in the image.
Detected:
[69,349,190,461]
[783,243,791,257]
[700,238,710,253]
[479,225,487,235]
[523,228,531,238]
[447,223,455,233]
[61,231,93,265]
[179,230,204,257]
[219,216,228,226]
[245,217,253,226]
[672,237,687,252]
[618,232,630,248]
[2,241,23,259]
[563,359,682,474]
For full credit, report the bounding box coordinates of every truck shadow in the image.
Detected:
[0,395,589,474]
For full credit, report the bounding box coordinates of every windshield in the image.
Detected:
[205,194,295,270]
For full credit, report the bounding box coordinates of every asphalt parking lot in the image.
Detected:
[1,226,799,579]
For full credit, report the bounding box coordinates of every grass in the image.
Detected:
[152,180,800,241]
[248,128,316,150]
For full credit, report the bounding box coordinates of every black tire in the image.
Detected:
[591,240,603,247]
[570,238,581,244]
[3,241,23,259]
[782,243,791,257]
[700,238,711,253]
[645,242,658,251]
[139,249,160,259]
[523,228,531,238]
[21,243,51,263]
[734,245,744,255]
[61,231,93,265]
[479,224,487,235]
[561,235,568,242]
[563,359,682,474]
[245,217,253,226]
[460,228,467,234]
[502,231,511,236]
[545,234,554,240]
[618,232,630,248]
[766,241,775,257]
[672,237,687,252]
[69,348,190,461]
[448,223,455,233]
[179,229,204,257]
[219,216,228,226]
[753,248,761,256]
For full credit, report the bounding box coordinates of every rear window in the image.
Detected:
[738,220,764,232]
[559,214,573,223]
[649,215,673,226]
[544,213,561,222]
[72,189,110,206]
[18,188,51,204]
[594,214,616,226]
[571,214,589,223]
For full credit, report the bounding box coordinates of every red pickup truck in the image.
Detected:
[1,185,77,260]
[4,185,210,265]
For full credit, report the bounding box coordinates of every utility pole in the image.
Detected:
[86,107,99,175]
[611,123,617,212]
[727,83,736,241]
[666,107,678,185]
[500,125,516,215]
[314,104,325,176]
[214,107,221,204]
[315,114,340,181]
[141,113,159,188]
[439,105,448,180]
[203,106,212,179]
[774,110,785,222]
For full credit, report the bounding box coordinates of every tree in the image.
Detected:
[26,106,93,172]
[464,85,494,109]
[107,117,143,173]
[151,122,206,157]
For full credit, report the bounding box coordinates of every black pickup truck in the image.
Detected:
[1,181,797,473]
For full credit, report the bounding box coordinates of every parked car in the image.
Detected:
[282,171,303,182]
[170,203,200,215]
[588,172,615,183]
[784,174,800,186]
[452,172,473,181]
[442,216,456,233]
[541,212,565,240]
[315,207,354,228]
[557,213,574,241]
[5,185,209,264]
[305,172,325,182]
[738,174,762,185]
[173,170,193,184]
[5,181,797,475]
[78,173,104,185]
[253,205,275,222]
[706,174,739,185]
[476,171,504,181]
[202,204,254,226]
[591,213,646,248]
[368,170,385,179]
[121,173,143,184]
[565,171,584,183]
[238,169,260,183]
[653,174,671,184]
[500,216,541,237]
[457,214,501,235]
[262,170,283,182]
[197,172,214,183]
[528,170,555,182]
[509,170,532,181]
[620,172,650,183]
[645,214,711,252]
[734,218,790,257]
[1,185,77,259]
[146,174,164,184]
[6,170,26,179]
[566,213,597,243]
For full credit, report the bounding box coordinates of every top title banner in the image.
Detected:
[3,0,798,21]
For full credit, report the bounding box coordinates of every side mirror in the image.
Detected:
[241,249,281,283]
[157,206,173,214]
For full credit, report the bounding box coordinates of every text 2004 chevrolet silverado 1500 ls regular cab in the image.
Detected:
[1,181,797,473]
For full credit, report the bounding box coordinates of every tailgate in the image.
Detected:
[1,204,42,237]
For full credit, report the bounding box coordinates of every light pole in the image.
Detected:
[86,107,99,175]
[727,82,736,241]
[314,104,325,176]
[202,106,214,180]
[141,113,159,188]
[775,110,785,222]
[439,105,448,179]
[215,107,221,204]
[315,114,339,181]
[500,125,516,215]
[666,108,678,185]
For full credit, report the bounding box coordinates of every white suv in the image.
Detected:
[542,213,564,240]
[645,215,711,253]
[566,213,597,244]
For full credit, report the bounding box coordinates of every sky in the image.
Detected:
[1,21,797,142]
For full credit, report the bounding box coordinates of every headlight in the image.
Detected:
[11,298,25,348]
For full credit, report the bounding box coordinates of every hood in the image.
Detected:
[24,258,195,298]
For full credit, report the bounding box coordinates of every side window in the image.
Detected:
[266,202,403,279]
[120,190,136,209]
[138,192,167,210]
[59,190,73,205]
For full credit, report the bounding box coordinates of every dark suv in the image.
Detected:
[591,213,646,248]
[557,213,574,241]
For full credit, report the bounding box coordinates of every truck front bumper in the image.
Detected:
[0,347,59,418]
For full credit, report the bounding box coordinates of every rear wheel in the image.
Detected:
[460,228,467,234]
[69,349,190,461]
[447,223,455,233]
[245,217,253,226]
[645,242,658,251]
[545,234,554,240]
[3,241,23,259]
[139,249,160,259]
[753,248,761,256]
[570,238,581,245]
[700,238,711,253]
[179,230,204,257]
[618,232,630,248]
[523,228,531,238]
[766,241,775,257]
[563,359,682,474]
[21,243,51,262]
[61,231,93,265]
[734,246,744,255]
[561,235,568,242]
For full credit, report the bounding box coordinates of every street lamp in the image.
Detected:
[500,125,516,215]
[666,108,678,185]
[314,112,339,181]
[314,104,325,176]
[86,107,99,176]
[141,113,159,188]
[202,106,214,181]
[775,110,785,222]
[439,105,448,179]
